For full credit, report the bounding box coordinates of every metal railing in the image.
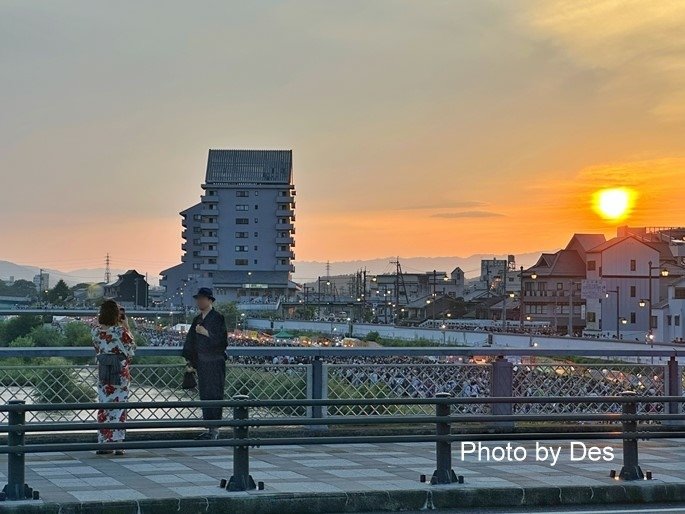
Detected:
[2,394,685,501]
[0,347,682,423]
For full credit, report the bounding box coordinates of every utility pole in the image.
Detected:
[105,254,111,283]
[568,279,573,337]
[502,265,508,330]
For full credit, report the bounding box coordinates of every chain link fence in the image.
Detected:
[0,363,308,423]
[326,363,492,416]
[512,363,665,416]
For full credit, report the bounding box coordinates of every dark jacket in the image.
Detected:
[182,309,228,368]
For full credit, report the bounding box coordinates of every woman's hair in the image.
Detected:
[98,299,120,326]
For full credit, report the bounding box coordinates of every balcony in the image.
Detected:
[200,208,218,217]
[181,243,187,251]
[200,236,219,244]
[200,221,219,230]
[200,263,219,271]
[277,195,295,204]
[199,250,219,258]
[275,263,295,272]
[201,194,219,204]
[278,222,294,231]
[276,250,295,259]
[276,236,294,244]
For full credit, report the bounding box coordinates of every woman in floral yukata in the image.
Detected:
[92,299,136,455]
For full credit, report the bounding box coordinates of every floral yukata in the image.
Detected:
[92,326,135,443]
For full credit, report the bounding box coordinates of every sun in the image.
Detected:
[592,188,636,221]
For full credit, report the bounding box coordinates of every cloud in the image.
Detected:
[432,210,505,219]
[526,0,685,121]
[404,200,485,211]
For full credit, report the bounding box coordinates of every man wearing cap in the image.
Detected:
[182,288,228,440]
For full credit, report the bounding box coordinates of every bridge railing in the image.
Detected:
[0,347,682,424]
[2,394,685,500]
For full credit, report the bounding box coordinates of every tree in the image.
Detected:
[30,326,66,347]
[0,315,43,346]
[214,302,239,330]
[47,280,71,305]
[62,322,92,347]
[0,279,38,299]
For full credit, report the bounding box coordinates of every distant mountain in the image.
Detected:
[291,251,553,282]
[0,261,126,287]
[1,249,553,289]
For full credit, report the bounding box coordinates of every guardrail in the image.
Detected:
[2,394,685,501]
[0,347,682,424]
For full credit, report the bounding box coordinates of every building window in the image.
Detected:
[668,315,673,326]
[235,259,248,266]
[556,282,563,290]
[254,204,258,210]
[235,232,248,238]
[236,191,249,197]
[253,245,258,251]
[630,259,636,271]
[587,261,596,271]
[676,315,681,327]
[193,251,199,257]
[254,218,258,223]
[192,264,200,270]
[674,287,685,299]
[236,205,249,211]
[208,258,217,264]
[235,245,248,252]
[236,218,249,225]
[254,259,258,264]
[587,312,596,323]
[630,312,636,324]
[630,285,636,297]
[254,232,258,237]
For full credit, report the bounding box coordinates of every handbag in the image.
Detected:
[181,370,197,390]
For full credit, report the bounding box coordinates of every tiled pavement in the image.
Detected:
[3,439,685,503]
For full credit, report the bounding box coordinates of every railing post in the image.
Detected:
[431,392,458,485]
[664,356,683,427]
[619,390,644,481]
[3,400,34,501]
[490,356,514,429]
[307,356,327,431]
[226,395,256,491]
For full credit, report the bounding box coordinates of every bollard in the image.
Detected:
[430,392,458,485]
[226,395,257,491]
[2,400,33,501]
[618,390,644,481]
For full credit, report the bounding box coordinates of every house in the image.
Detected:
[104,270,149,308]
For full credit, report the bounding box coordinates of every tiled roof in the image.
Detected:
[565,233,606,252]
[525,249,585,277]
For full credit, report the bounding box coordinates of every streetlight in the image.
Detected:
[640,260,669,341]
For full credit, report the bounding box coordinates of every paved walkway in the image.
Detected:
[3,438,685,503]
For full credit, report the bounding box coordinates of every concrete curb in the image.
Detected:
[2,483,685,513]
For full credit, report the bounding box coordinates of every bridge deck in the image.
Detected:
[8,438,685,504]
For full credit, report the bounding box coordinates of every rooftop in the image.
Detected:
[205,149,293,185]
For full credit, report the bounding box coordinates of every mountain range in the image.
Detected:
[1,250,551,287]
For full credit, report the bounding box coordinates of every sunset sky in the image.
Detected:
[1,0,684,279]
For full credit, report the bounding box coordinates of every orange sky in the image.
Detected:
[1,1,684,278]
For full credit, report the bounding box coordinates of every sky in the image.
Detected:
[1,0,685,279]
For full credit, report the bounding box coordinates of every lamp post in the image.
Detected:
[640,260,669,342]
[605,286,621,339]
[519,266,525,329]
